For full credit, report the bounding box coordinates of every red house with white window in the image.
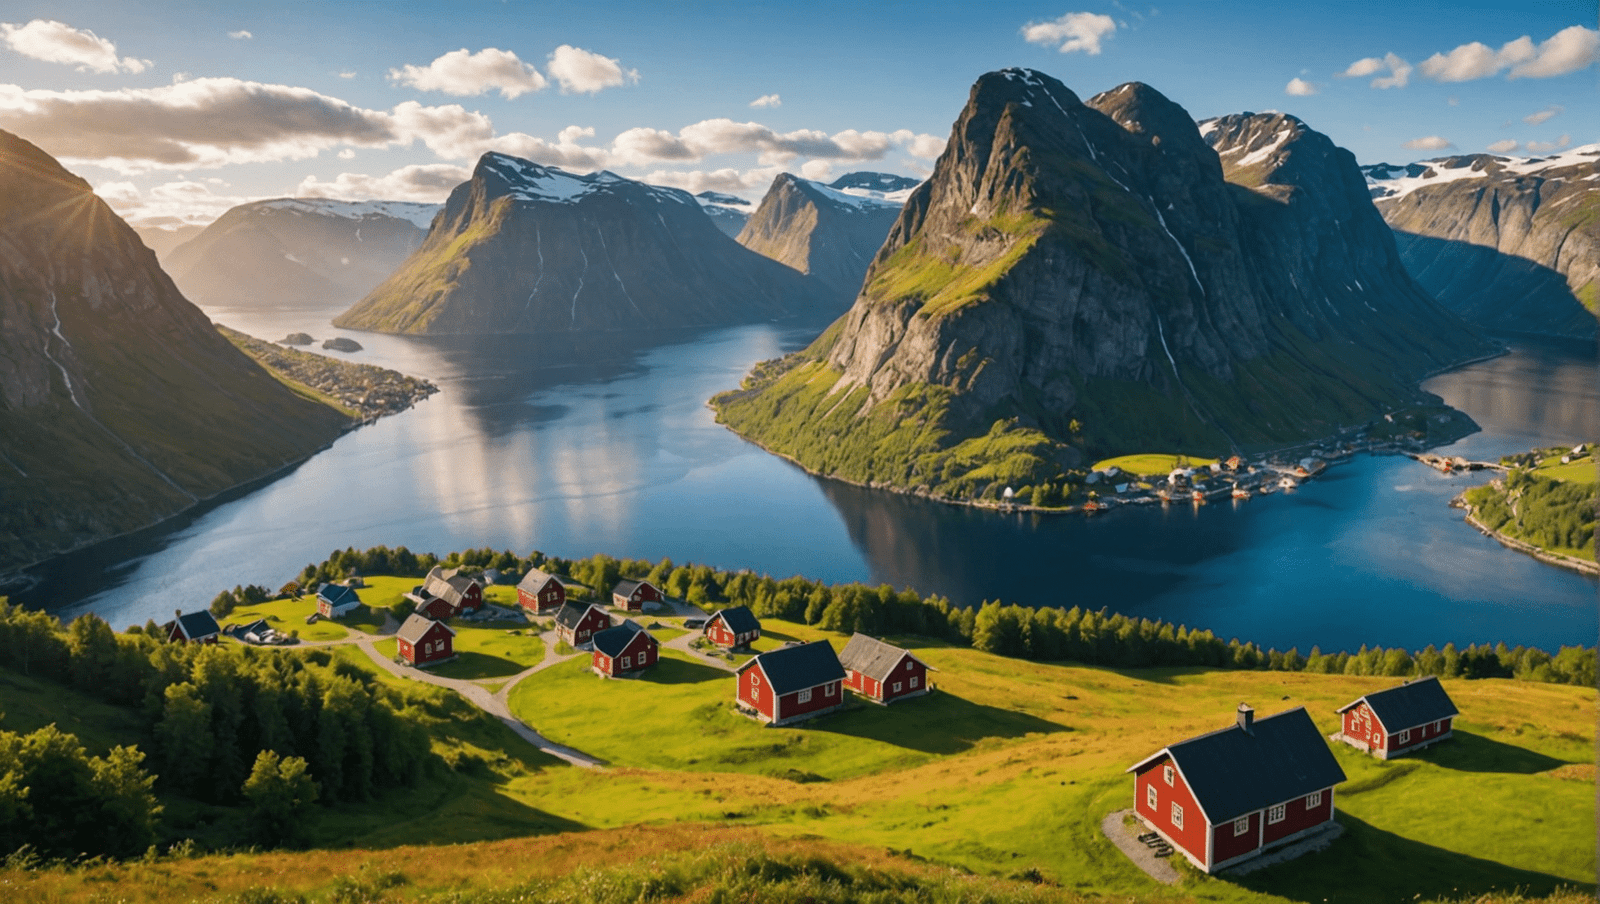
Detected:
[555,601,612,649]
[416,566,484,616]
[838,633,935,704]
[517,568,566,614]
[165,610,221,644]
[611,579,664,611]
[1127,705,1346,873]
[704,605,761,649]
[396,613,455,667]
[735,641,847,726]
[591,620,659,678]
[1335,676,1459,759]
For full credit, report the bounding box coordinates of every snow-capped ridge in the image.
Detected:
[1362,143,1599,200]
[476,152,694,207]
[258,198,441,230]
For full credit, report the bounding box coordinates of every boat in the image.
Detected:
[1232,486,1250,500]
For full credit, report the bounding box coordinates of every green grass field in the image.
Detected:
[1092,453,1221,476]
[221,595,350,641]
[1534,455,1597,484]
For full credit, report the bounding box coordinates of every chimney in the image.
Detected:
[1237,703,1255,734]
[175,609,182,619]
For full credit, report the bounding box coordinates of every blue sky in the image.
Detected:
[1,1,1594,227]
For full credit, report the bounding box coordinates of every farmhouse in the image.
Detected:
[315,583,362,618]
[517,568,566,614]
[416,596,457,621]
[555,601,612,649]
[1127,705,1346,873]
[165,610,221,644]
[591,619,659,678]
[396,613,455,667]
[611,578,664,611]
[408,566,484,616]
[703,605,761,649]
[838,633,935,704]
[1335,676,1459,759]
[735,641,847,726]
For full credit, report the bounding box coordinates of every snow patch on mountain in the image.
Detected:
[260,198,440,229]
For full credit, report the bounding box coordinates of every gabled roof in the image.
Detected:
[423,566,480,605]
[736,641,845,696]
[555,600,608,630]
[397,613,454,644]
[612,578,656,598]
[592,619,654,657]
[837,633,934,681]
[317,583,360,607]
[1127,707,1346,824]
[175,610,220,639]
[709,605,761,635]
[518,568,560,593]
[1336,676,1460,730]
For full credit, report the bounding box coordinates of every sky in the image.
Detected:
[1,0,1595,229]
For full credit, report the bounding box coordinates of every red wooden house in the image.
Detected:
[165,610,221,644]
[1335,676,1459,759]
[838,633,935,704]
[555,601,612,649]
[397,613,455,667]
[735,641,847,726]
[517,568,566,614]
[704,605,761,649]
[415,566,484,616]
[316,583,362,618]
[591,619,659,678]
[416,596,457,621]
[611,579,664,611]
[1127,705,1346,873]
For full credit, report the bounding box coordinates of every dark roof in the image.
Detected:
[1337,676,1459,730]
[592,620,653,657]
[397,613,452,644]
[555,601,606,630]
[709,605,761,635]
[175,610,220,639]
[518,568,559,592]
[1128,707,1346,824]
[837,633,931,681]
[737,640,845,696]
[317,583,359,607]
[612,578,654,598]
[423,566,479,604]
[239,618,271,636]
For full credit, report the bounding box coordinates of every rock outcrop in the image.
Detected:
[736,173,904,299]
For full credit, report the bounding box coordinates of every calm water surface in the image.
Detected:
[19,303,1598,654]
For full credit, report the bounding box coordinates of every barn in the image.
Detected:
[838,633,935,704]
[517,568,566,614]
[1127,705,1346,873]
[165,610,221,644]
[315,583,362,619]
[1335,676,1459,759]
[397,613,455,667]
[555,601,613,649]
[704,605,761,649]
[591,619,659,678]
[611,579,664,611]
[735,641,847,726]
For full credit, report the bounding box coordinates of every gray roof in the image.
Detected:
[397,613,452,644]
[837,633,932,681]
[555,601,607,630]
[518,568,559,593]
[1128,707,1346,824]
[592,620,653,657]
[709,605,761,635]
[612,578,655,598]
[736,640,845,696]
[317,583,360,607]
[175,610,220,639]
[423,566,478,605]
[1336,676,1459,731]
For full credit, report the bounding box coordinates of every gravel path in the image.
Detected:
[1101,809,1180,885]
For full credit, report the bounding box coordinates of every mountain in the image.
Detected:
[0,130,353,572]
[1361,146,1599,339]
[736,173,904,298]
[163,199,437,309]
[712,69,1490,502]
[133,223,204,260]
[829,171,922,199]
[334,153,830,334]
[695,191,753,237]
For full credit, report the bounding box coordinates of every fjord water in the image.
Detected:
[23,303,1598,654]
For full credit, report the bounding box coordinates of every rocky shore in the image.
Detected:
[219,326,436,422]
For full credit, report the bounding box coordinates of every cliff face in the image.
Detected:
[1362,147,1600,339]
[712,69,1490,499]
[0,130,351,571]
[164,199,437,309]
[736,173,903,299]
[334,153,831,334]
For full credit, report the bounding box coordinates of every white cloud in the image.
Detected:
[1020,12,1117,55]
[486,129,613,170]
[1339,57,1384,78]
[388,99,494,158]
[1509,26,1600,78]
[93,177,258,227]
[546,45,637,94]
[799,159,833,182]
[296,162,471,203]
[1525,134,1572,153]
[228,30,252,40]
[1338,52,1411,88]
[903,132,946,159]
[390,48,547,99]
[1402,136,1453,151]
[337,71,356,79]
[337,148,355,159]
[1523,105,1562,126]
[1284,77,1317,96]
[749,93,781,108]
[1486,139,1518,153]
[0,19,149,74]
[1415,26,1598,83]
[642,165,784,195]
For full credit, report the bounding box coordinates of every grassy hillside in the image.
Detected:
[1463,448,1597,563]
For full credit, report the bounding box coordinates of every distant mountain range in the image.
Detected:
[695,191,755,237]
[334,153,836,334]
[713,69,1491,502]
[1361,146,1599,340]
[736,174,905,298]
[133,223,204,259]
[162,198,438,309]
[0,130,353,572]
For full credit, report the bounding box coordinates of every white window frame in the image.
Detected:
[1163,765,1174,786]
[1268,804,1286,824]
[1171,802,1183,829]
[1306,790,1322,808]
[750,672,760,685]
[906,661,914,671]
[892,681,902,693]
[1233,816,1249,836]
[1398,729,1411,744]
[825,682,836,695]
[620,656,630,670]
[1146,784,1158,810]
[798,688,812,704]
[909,676,919,688]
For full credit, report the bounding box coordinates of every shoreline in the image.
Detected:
[1457,500,1600,579]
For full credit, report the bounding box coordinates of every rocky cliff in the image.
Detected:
[334,153,829,334]
[1361,147,1599,339]
[0,131,353,571]
[736,173,903,299]
[712,69,1490,502]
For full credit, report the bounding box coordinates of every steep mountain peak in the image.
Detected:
[1088,82,1211,153]
[468,152,692,208]
[735,171,905,298]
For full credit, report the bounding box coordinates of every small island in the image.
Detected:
[220,326,436,422]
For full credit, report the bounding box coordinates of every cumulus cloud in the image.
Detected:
[749,93,780,108]
[1523,105,1563,126]
[1285,77,1318,96]
[642,165,784,195]
[94,177,257,227]
[337,71,356,79]
[1021,12,1117,55]
[1509,26,1600,78]
[0,19,149,73]
[1486,139,1519,153]
[1413,26,1598,83]
[546,45,637,94]
[228,30,252,40]
[1402,136,1453,151]
[799,159,833,182]
[296,162,471,202]
[390,48,547,99]
[1525,134,1572,153]
[1339,52,1411,88]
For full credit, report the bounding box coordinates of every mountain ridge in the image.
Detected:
[735,173,904,299]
